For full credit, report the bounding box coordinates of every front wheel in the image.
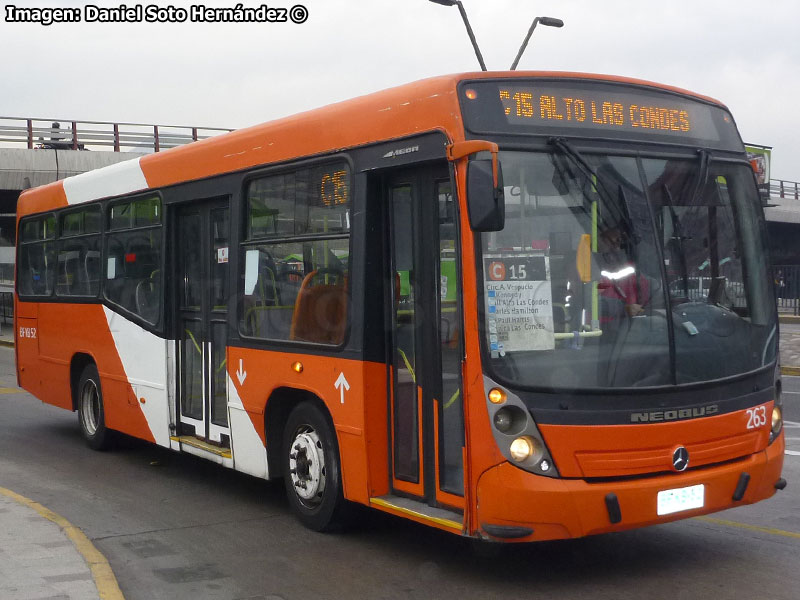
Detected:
[77,364,112,451]
[282,402,347,531]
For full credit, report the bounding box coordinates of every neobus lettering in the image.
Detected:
[631,405,719,423]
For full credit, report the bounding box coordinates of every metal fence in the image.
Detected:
[774,265,800,315]
[770,179,800,201]
[0,292,12,326]
[0,116,232,153]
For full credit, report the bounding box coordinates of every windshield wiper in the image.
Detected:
[662,183,691,299]
[689,149,710,207]
[664,150,710,301]
[549,137,598,180]
[548,137,627,225]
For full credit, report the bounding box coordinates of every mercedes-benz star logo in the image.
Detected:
[672,446,690,472]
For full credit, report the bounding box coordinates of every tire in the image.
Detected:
[282,402,347,531]
[77,364,112,451]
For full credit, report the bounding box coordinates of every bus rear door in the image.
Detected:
[175,198,232,449]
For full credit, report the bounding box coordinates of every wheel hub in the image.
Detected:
[288,429,326,503]
[80,380,100,436]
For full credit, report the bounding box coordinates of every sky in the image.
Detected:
[1,0,798,179]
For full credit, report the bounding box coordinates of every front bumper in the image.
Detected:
[476,433,785,542]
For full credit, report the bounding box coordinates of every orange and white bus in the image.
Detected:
[15,71,786,541]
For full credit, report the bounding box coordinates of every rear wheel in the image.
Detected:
[77,364,112,451]
[282,402,347,531]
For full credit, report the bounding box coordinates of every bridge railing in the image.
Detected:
[770,179,800,201]
[0,116,232,152]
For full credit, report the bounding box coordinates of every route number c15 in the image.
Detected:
[746,405,768,430]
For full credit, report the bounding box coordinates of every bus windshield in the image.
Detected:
[481,149,776,389]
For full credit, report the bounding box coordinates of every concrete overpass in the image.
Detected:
[0,116,232,281]
[0,148,148,280]
[763,179,800,265]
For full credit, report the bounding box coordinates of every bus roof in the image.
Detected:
[17,71,726,217]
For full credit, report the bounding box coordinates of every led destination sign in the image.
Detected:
[460,80,743,150]
[500,87,693,134]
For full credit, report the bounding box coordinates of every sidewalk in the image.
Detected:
[0,320,13,347]
[0,489,117,600]
[778,314,800,375]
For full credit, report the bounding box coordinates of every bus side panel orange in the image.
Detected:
[139,77,466,190]
[16,181,69,219]
[228,346,387,506]
[32,302,155,443]
[15,312,41,398]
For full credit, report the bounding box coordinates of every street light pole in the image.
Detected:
[429,0,487,72]
[510,16,564,71]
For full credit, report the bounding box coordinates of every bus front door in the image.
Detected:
[175,199,231,447]
[386,167,465,509]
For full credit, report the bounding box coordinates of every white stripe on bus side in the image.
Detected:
[103,306,172,448]
[63,157,149,205]
[228,374,270,479]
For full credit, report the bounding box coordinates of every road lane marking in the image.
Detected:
[0,486,125,599]
[0,387,23,394]
[784,421,800,428]
[697,516,800,540]
[786,450,800,456]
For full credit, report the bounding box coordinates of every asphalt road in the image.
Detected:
[1,345,798,600]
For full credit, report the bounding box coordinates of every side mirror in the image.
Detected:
[447,140,505,232]
[467,159,505,231]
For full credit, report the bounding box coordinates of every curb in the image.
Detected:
[0,487,125,600]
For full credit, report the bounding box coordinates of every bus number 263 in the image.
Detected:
[746,405,767,430]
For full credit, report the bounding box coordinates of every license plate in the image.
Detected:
[657,484,705,516]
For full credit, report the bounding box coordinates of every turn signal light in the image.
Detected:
[292,361,304,373]
[488,388,507,404]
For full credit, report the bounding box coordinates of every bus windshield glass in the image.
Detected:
[481,150,776,389]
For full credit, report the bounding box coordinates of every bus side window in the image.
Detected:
[239,162,351,344]
[104,197,162,324]
[240,240,349,343]
[18,214,56,298]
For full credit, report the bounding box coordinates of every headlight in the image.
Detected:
[509,436,544,465]
[771,405,783,441]
[509,437,534,462]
